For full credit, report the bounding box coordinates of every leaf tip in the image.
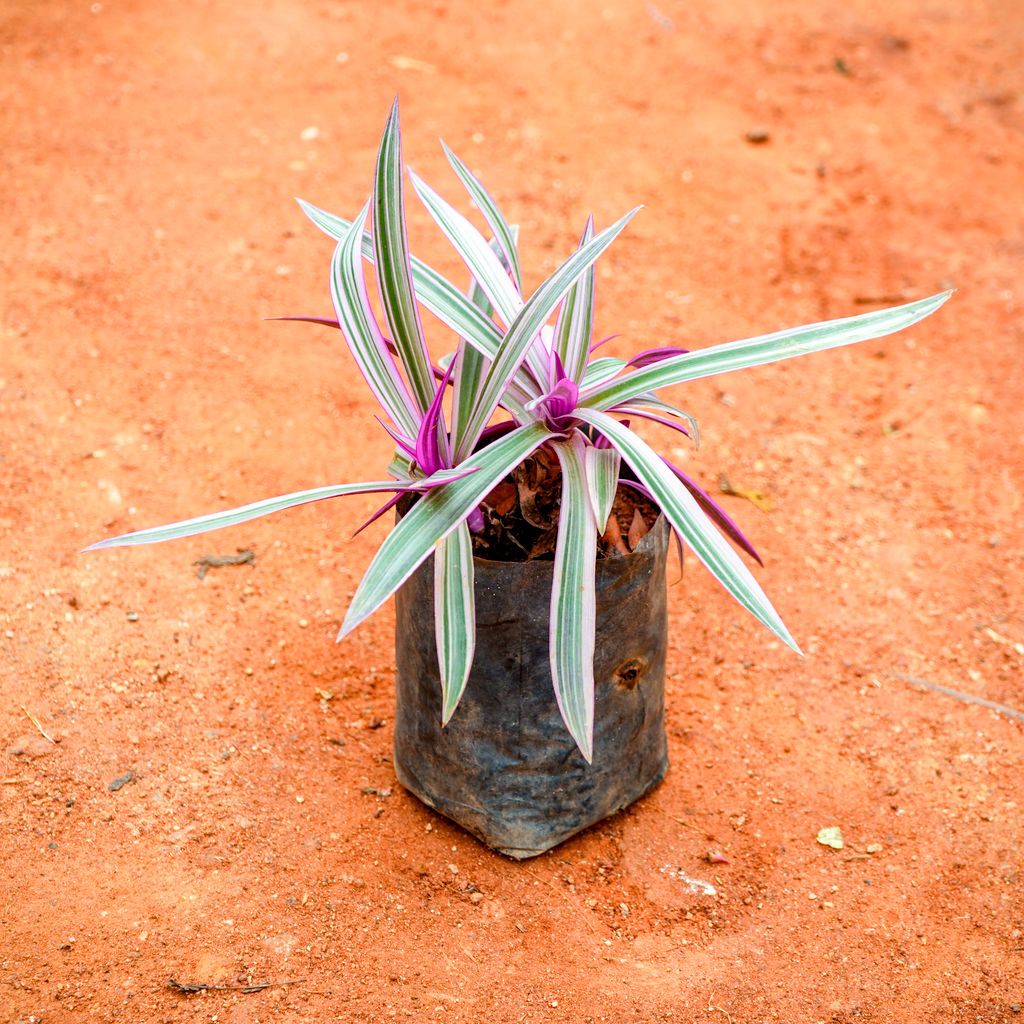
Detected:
[337,606,364,642]
[781,629,803,656]
[81,533,133,553]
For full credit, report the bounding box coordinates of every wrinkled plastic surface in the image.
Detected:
[393,516,670,858]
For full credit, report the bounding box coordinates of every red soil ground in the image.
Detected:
[2,0,1022,1020]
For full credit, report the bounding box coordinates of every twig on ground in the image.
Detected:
[20,705,57,744]
[659,808,701,831]
[887,673,1024,723]
[706,991,734,1024]
[194,548,255,580]
[168,977,305,995]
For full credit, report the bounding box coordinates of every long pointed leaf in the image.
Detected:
[300,200,503,354]
[617,395,700,447]
[410,168,546,397]
[577,409,799,651]
[331,205,421,439]
[339,422,556,638]
[414,158,550,397]
[414,358,454,475]
[550,434,599,761]
[83,480,428,551]
[434,522,476,723]
[441,142,523,292]
[554,217,595,383]
[451,282,493,462]
[372,101,436,414]
[660,458,762,564]
[584,292,952,411]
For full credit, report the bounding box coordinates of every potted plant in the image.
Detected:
[86,101,949,857]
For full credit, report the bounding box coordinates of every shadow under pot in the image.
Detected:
[392,510,671,858]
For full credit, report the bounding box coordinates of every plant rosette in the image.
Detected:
[86,101,949,839]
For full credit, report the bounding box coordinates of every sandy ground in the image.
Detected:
[2,0,1023,1020]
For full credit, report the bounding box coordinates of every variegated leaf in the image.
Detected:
[553,217,595,383]
[441,142,523,292]
[583,292,952,411]
[434,521,476,723]
[83,479,429,551]
[577,409,800,652]
[549,434,600,761]
[410,169,524,328]
[583,445,621,532]
[372,100,436,414]
[331,205,421,439]
[457,207,641,452]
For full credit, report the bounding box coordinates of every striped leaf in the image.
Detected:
[581,356,627,390]
[577,409,800,652]
[434,521,476,723]
[340,422,556,639]
[410,167,549,398]
[331,204,421,439]
[441,142,523,292]
[550,434,600,761]
[451,280,494,462]
[296,197,352,241]
[616,395,700,447]
[372,100,436,414]
[553,217,595,383]
[583,292,952,411]
[83,478,442,551]
[583,445,621,531]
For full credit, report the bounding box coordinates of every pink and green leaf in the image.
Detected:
[615,395,700,446]
[331,205,421,439]
[340,421,556,639]
[410,169,523,328]
[415,359,454,476]
[553,217,595,383]
[441,141,523,293]
[298,197,517,374]
[549,434,600,761]
[434,522,476,723]
[83,478,445,552]
[577,409,799,652]
[372,100,436,415]
[625,345,689,368]
[581,356,627,390]
[584,445,621,532]
[657,459,761,564]
[451,280,496,462]
[584,292,953,411]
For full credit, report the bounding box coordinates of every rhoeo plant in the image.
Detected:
[87,101,949,761]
